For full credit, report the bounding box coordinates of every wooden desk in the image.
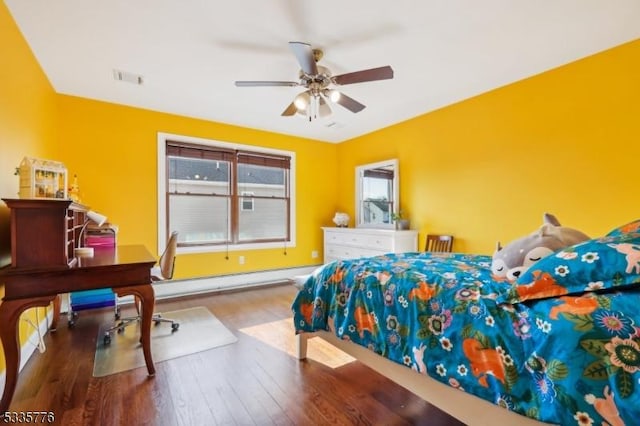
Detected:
[0,245,157,412]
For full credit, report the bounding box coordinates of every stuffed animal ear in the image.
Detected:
[543,213,561,227]
[538,224,554,237]
[495,241,502,252]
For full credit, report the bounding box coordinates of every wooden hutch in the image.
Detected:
[3,198,88,269]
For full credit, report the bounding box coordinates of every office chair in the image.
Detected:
[103,231,180,345]
[425,234,454,253]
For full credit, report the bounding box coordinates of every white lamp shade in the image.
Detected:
[86,210,107,226]
[327,89,341,102]
[294,92,309,110]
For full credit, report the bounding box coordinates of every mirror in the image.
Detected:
[355,159,399,228]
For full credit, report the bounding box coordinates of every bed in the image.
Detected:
[292,221,640,425]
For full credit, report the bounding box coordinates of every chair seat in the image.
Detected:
[150,265,165,281]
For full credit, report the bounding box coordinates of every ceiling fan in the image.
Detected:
[235,41,394,120]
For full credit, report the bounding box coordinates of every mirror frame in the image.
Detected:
[355,159,399,229]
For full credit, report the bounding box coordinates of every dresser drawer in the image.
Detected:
[324,231,351,246]
[361,234,393,250]
[322,227,418,264]
[324,230,393,250]
[325,244,385,261]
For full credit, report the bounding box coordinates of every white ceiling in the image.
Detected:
[6,1,640,143]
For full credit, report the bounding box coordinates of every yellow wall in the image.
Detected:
[0,2,58,374]
[0,2,58,204]
[337,39,640,254]
[56,96,337,279]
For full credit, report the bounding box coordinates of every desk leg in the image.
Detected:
[51,294,61,331]
[114,284,156,376]
[0,296,55,413]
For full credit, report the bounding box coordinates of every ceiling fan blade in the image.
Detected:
[281,102,298,116]
[235,81,299,87]
[289,41,318,76]
[333,65,394,85]
[331,91,366,113]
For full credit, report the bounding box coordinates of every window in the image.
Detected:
[361,166,395,225]
[157,133,295,253]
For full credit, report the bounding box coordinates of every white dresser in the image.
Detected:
[322,227,418,263]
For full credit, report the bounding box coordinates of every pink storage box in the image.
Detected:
[85,236,116,247]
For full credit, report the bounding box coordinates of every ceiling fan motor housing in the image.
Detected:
[299,65,332,89]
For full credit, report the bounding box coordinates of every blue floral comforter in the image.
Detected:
[291,252,640,425]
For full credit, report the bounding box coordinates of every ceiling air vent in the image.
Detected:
[113,69,144,85]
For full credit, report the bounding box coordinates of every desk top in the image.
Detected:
[75,245,156,268]
[0,245,157,300]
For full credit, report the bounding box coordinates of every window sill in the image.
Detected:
[176,241,296,255]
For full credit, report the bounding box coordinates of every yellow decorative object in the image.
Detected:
[68,174,80,203]
[18,156,68,199]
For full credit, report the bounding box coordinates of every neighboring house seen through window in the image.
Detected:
[241,191,255,211]
[161,137,293,251]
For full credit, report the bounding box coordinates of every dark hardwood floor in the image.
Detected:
[7,283,466,425]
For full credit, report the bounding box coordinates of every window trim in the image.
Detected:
[157,132,296,255]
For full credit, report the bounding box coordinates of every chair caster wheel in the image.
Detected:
[68,320,75,328]
[71,312,79,319]
[171,323,180,332]
[154,313,163,326]
[103,335,111,345]
[117,327,124,334]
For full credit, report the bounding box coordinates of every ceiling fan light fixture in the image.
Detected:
[294,92,309,110]
[327,89,341,103]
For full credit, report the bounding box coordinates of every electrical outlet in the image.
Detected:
[239,255,245,265]
[311,250,319,258]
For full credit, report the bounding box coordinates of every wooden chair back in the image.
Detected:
[425,234,454,253]
[158,231,178,280]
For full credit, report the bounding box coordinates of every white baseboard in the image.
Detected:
[152,265,319,300]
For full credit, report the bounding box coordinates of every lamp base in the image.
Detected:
[74,247,94,257]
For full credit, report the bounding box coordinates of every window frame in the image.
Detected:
[157,132,296,255]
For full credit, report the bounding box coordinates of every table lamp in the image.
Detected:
[74,210,108,257]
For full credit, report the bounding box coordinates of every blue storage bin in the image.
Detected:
[70,289,116,311]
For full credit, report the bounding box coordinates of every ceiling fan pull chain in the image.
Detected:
[313,95,318,120]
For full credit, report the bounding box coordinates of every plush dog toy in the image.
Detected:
[491,213,590,282]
